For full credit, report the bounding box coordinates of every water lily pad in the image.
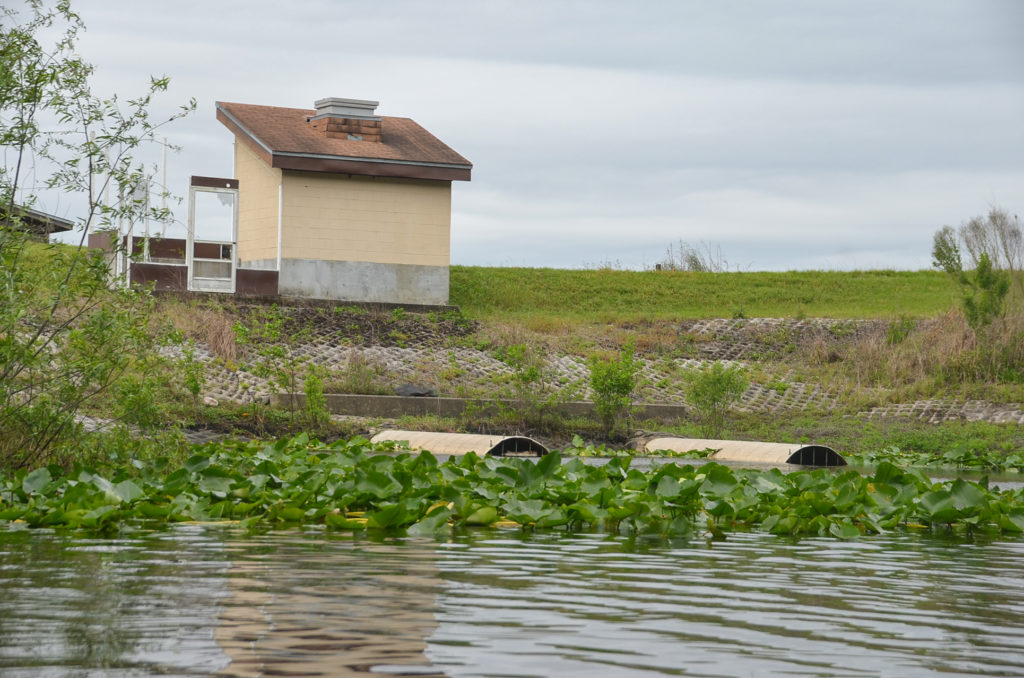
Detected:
[21,468,52,495]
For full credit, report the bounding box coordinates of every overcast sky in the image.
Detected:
[48,1,1024,269]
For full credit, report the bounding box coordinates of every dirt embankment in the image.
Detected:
[164,302,1024,428]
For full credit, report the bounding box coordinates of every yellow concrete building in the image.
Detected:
[216,97,472,305]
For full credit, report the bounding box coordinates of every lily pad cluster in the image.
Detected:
[846,444,1024,473]
[3,434,1024,539]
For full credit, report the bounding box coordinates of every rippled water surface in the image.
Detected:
[2,526,1024,677]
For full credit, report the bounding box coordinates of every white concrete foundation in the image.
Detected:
[277,258,449,305]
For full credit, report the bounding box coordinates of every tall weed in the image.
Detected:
[326,349,392,395]
[302,365,330,431]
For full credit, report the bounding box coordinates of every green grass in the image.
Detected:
[450,266,958,322]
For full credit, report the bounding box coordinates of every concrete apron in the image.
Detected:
[370,430,548,457]
[644,437,846,467]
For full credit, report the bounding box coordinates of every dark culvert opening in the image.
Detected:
[488,437,550,457]
[786,445,846,467]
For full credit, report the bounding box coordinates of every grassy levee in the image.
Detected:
[2,242,1021,470]
[450,266,958,322]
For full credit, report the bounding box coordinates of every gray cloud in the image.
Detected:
[40,0,1024,271]
[82,1,1024,84]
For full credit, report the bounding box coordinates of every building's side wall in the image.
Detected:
[278,172,452,304]
[281,172,451,267]
[234,141,281,269]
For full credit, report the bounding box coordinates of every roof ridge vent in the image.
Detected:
[310,97,382,141]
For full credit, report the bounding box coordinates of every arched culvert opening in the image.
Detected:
[783,444,845,467]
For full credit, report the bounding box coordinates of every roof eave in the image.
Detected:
[216,104,275,166]
[270,152,471,182]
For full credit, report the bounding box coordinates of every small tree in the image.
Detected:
[960,209,1023,290]
[0,0,194,467]
[933,208,1020,328]
[684,361,748,439]
[587,339,640,438]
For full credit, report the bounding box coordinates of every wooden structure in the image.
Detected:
[2,206,73,241]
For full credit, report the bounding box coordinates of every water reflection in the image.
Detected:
[2,526,1024,677]
[0,526,447,677]
[214,532,443,677]
[0,525,231,676]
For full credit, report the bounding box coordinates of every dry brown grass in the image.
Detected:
[620,321,682,355]
[157,300,240,362]
[521,315,573,335]
[794,308,1024,402]
[475,320,547,352]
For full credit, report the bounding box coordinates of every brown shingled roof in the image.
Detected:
[216,101,472,182]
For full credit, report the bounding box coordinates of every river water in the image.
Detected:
[2,525,1024,677]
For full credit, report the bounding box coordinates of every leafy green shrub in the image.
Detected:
[587,339,640,438]
[684,361,749,438]
[1,242,165,467]
[112,374,163,431]
[928,210,1024,385]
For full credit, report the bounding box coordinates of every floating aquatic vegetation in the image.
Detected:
[846,444,1024,473]
[2,434,1024,539]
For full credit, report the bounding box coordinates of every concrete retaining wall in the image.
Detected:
[273,393,689,422]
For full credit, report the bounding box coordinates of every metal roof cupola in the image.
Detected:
[309,97,382,142]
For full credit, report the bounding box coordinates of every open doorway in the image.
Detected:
[187,176,238,293]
